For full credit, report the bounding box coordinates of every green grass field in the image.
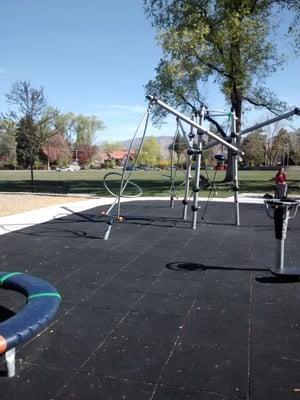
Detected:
[0,168,299,197]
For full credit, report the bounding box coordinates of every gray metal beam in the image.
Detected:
[202,107,300,152]
[147,95,243,154]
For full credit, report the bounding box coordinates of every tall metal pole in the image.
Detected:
[182,118,195,220]
[231,109,240,226]
[191,107,205,229]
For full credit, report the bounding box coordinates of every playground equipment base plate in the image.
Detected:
[270,267,300,277]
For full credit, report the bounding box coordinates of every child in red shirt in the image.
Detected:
[275,166,287,198]
[275,166,287,184]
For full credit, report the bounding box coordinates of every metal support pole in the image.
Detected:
[275,239,285,274]
[169,124,178,209]
[265,199,300,276]
[275,207,289,274]
[231,109,240,226]
[116,108,151,219]
[182,153,191,220]
[191,107,204,229]
[103,221,112,241]
[182,119,195,220]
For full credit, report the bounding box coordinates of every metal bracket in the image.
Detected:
[5,347,16,377]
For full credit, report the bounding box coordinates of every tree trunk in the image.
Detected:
[30,152,34,192]
[224,94,242,182]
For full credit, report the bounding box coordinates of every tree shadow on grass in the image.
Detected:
[1,178,298,197]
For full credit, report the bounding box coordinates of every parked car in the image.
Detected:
[56,166,75,172]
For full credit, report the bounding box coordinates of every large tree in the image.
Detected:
[53,112,104,145]
[240,131,265,167]
[74,115,105,146]
[270,127,294,166]
[5,80,57,180]
[41,132,72,168]
[52,111,77,144]
[143,0,298,180]
[169,132,188,167]
[0,118,17,166]
[137,137,162,166]
[101,141,125,153]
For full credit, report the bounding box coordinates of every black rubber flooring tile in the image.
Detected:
[0,253,39,273]
[55,277,102,305]
[162,266,207,281]
[57,265,115,288]
[196,236,254,270]
[17,304,125,371]
[113,263,164,280]
[153,384,238,400]
[29,266,82,287]
[160,342,248,397]
[114,310,184,344]
[192,296,250,326]
[251,295,300,360]
[83,287,143,311]
[0,365,70,400]
[150,277,204,297]
[132,292,194,317]
[103,274,158,293]
[196,270,251,297]
[180,313,249,349]
[85,335,173,383]
[252,276,300,314]
[249,354,300,400]
[94,252,136,266]
[55,372,153,400]
[14,226,93,243]
[54,303,125,339]
[122,230,174,248]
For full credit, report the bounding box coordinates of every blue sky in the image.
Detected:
[0,0,299,143]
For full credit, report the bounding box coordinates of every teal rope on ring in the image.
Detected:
[0,272,22,286]
[27,292,62,301]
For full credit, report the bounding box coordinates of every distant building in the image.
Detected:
[107,150,135,166]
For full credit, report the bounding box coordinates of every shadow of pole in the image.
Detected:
[166,262,300,284]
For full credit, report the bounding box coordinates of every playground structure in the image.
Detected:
[101,96,241,239]
[147,96,243,229]
[101,96,300,241]
[0,272,61,377]
[168,118,223,216]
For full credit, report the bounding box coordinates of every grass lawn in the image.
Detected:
[0,168,299,197]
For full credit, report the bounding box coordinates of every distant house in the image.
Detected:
[41,132,71,168]
[96,151,110,165]
[107,150,135,166]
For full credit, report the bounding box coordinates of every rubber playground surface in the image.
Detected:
[0,199,300,399]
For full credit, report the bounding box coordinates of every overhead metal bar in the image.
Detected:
[147,95,242,154]
[240,107,300,136]
[202,107,300,151]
